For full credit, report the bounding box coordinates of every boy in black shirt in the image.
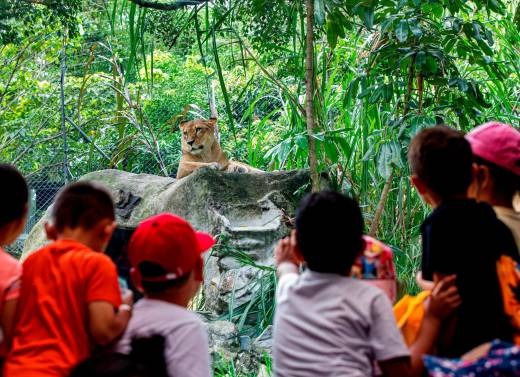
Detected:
[409,126,518,357]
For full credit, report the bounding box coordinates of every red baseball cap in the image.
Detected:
[466,121,520,177]
[128,213,215,283]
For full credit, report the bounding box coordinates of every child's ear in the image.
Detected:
[410,175,428,195]
[103,221,117,240]
[194,257,204,282]
[473,163,491,188]
[130,268,144,293]
[44,222,58,241]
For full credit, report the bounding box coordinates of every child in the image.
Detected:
[0,165,28,364]
[466,122,520,252]
[409,126,518,357]
[352,235,397,302]
[4,182,132,377]
[273,191,460,377]
[115,213,213,377]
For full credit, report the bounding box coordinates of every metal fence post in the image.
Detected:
[60,34,69,183]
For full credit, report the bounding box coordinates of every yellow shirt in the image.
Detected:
[495,206,520,254]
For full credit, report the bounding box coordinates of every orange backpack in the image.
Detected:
[393,290,431,346]
[496,255,520,344]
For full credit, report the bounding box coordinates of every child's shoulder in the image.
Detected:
[0,247,20,267]
[133,299,204,329]
[335,276,390,306]
[0,247,21,280]
[25,240,113,268]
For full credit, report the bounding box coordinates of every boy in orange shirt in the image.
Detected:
[0,165,28,366]
[4,182,133,377]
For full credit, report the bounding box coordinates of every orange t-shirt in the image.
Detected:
[3,240,122,377]
[0,248,21,358]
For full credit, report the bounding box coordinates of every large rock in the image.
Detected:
[23,168,318,315]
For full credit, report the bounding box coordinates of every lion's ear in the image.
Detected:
[207,118,217,129]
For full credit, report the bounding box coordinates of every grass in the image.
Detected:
[212,235,276,338]
[213,353,273,377]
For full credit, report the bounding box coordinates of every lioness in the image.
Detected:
[176,118,262,179]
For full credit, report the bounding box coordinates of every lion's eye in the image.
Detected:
[196,128,202,133]
[183,132,187,137]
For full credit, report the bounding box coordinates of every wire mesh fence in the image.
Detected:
[2,32,283,258]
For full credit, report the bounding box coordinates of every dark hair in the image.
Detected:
[138,261,190,293]
[0,164,28,228]
[474,156,520,203]
[295,191,364,275]
[129,335,168,377]
[70,336,168,377]
[51,182,114,232]
[408,126,473,199]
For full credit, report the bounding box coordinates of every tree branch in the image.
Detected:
[129,0,209,11]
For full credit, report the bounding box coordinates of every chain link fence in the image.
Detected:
[1,32,284,258]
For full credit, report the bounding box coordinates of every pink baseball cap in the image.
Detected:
[466,122,520,177]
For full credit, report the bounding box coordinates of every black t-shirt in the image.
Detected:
[421,199,518,357]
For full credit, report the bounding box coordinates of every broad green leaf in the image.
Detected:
[472,22,483,41]
[477,39,493,56]
[383,83,393,102]
[368,87,383,104]
[314,0,326,26]
[324,140,339,164]
[423,55,438,74]
[326,20,338,49]
[395,20,409,43]
[443,37,456,53]
[415,51,426,68]
[409,22,422,38]
[430,3,444,18]
[295,135,308,151]
[377,142,402,179]
[363,7,375,28]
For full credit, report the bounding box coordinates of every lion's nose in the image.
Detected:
[187,140,195,146]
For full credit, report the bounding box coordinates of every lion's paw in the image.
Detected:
[208,162,225,171]
[230,165,248,173]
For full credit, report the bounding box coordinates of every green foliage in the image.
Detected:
[0,0,82,44]
[0,2,518,373]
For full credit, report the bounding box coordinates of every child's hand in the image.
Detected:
[122,289,134,307]
[426,275,461,320]
[275,230,302,267]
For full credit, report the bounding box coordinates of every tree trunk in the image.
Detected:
[369,171,394,237]
[305,0,320,192]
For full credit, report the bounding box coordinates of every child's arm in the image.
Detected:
[408,275,460,375]
[379,275,460,377]
[1,298,18,350]
[88,291,133,346]
[275,231,302,302]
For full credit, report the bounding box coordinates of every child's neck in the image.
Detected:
[55,228,102,252]
[433,193,468,208]
[145,290,191,308]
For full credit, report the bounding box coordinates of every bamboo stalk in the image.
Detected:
[305,0,320,192]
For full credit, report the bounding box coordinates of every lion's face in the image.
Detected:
[179,119,217,155]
